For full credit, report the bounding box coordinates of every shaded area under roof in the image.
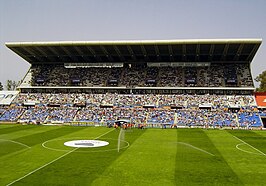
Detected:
[5,39,262,64]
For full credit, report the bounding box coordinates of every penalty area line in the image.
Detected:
[236,143,263,156]
[232,135,266,156]
[177,142,215,156]
[6,128,115,186]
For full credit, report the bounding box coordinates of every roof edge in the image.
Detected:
[5,38,263,47]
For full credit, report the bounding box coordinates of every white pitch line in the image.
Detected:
[0,139,31,149]
[6,128,115,186]
[6,147,78,186]
[177,142,215,156]
[42,137,130,153]
[232,135,266,156]
[117,128,123,152]
[95,128,115,139]
[236,143,263,156]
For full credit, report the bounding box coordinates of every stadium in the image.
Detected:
[1,39,266,185]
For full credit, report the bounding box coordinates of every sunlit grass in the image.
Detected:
[0,124,265,185]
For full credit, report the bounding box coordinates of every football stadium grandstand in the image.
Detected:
[0,38,265,128]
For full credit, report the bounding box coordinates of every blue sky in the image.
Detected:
[0,0,265,87]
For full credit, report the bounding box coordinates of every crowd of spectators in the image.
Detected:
[0,106,26,122]
[0,93,262,128]
[1,60,259,128]
[0,105,261,128]
[237,64,254,87]
[19,106,50,122]
[29,64,254,88]
[46,107,78,123]
[160,67,183,87]
[13,93,257,108]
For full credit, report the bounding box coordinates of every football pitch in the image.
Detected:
[0,124,266,186]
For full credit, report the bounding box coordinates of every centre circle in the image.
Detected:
[64,140,109,148]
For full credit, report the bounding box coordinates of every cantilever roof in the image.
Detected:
[5,39,262,64]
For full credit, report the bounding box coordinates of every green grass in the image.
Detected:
[0,124,266,186]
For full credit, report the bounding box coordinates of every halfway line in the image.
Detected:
[6,128,115,186]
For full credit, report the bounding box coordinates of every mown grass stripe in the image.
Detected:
[177,141,215,156]
[232,135,266,156]
[0,125,60,140]
[15,126,86,147]
[0,139,30,149]
[92,128,176,186]
[0,126,86,158]
[252,130,266,137]
[6,147,77,186]
[176,129,243,185]
[1,127,266,186]
[207,129,266,185]
[13,128,145,186]
[0,124,18,129]
[0,125,35,135]
[6,128,115,186]
[227,130,266,155]
[0,127,113,185]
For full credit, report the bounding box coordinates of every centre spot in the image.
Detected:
[64,140,109,148]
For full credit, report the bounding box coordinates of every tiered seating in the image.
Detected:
[46,108,78,123]
[14,93,257,108]
[0,107,6,117]
[28,64,254,88]
[224,64,238,86]
[0,93,262,128]
[237,64,254,87]
[207,65,224,87]
[160,67,183,87]
[120,66,146,87]
[19,107,49,123]
[238,112,262,127]
[184,67,197,87]
[0,106,25,122]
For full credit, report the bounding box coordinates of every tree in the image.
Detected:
[0,82,3,91]
[5,80,21,91]
[255,70,266,92]
[5,80,12,90]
